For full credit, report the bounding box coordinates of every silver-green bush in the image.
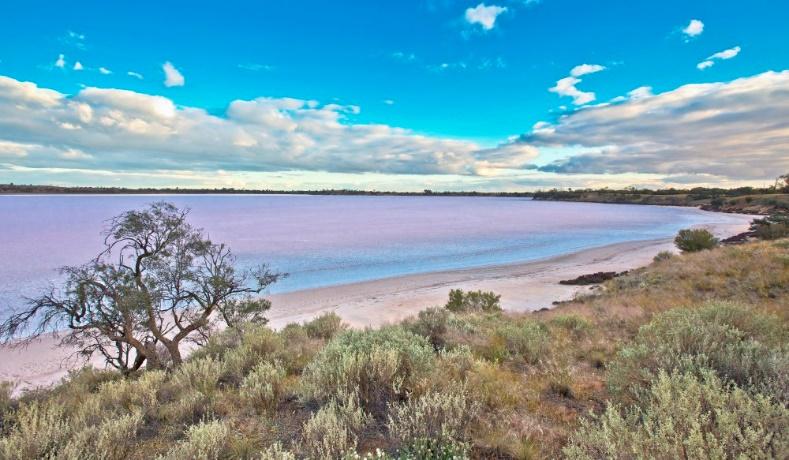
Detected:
[302,393,370,459]
[607,302,788,403]
[565,371,788,459]
[301,327,435,411]
[239,361,286,412]
[161,419,231,460]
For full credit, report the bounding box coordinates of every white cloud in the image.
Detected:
[570,64,606,77]
[98,67,112,75]
[465,3,507,30]
[55,54,66,68]
[550,64,606,105]
[383,99,395,105]
[0,74,537,179]
[697,60,714,70]
[522,71,789,180]
[683,19,704,38]
[710,46,741,60]
[697,46,741,70]
[73,61,83,71]
[127,71,144,80]
[162,61,185,87]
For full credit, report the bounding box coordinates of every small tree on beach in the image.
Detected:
[0,202,281,373]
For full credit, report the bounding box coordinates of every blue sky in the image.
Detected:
[0,0,787,190]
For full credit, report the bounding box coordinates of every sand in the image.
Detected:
[0,214,753,393]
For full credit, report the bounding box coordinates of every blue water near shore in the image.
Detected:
[0,195,745,319]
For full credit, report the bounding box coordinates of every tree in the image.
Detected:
[0,202,282,373]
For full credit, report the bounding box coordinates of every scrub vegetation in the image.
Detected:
[0,211,787,459]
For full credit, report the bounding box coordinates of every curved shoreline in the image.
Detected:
[0,214,753,393]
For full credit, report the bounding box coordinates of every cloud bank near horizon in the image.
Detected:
[0,70,787,190]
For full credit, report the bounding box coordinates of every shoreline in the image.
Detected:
[0,214,753,393]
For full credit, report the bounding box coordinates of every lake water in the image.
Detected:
[0,195,745,319]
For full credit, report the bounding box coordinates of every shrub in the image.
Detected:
[301,327,435,412]
[550,314,591,338]
[260,442,297,460]
[60,411,144,460]
[751,213,789,240]
[404,307,450,349]
[565,371,789,459]
[305,312,346,340]
[387,386,478,446]
[0,381,13,416]
[239,361,286,412]
[302,394,370,459]
[488,321,550,364]
[652,250,673,262]
[445,289,501,313]
[161,419,231,460]
[0,402,70,459]
[674,228,719,252]
[172,357,222,399]
[607,303,788,404]
[98,370,166,415]
[397,438,470,459]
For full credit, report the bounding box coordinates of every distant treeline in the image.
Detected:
[0,183,533,197]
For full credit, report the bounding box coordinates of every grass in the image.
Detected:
[0,239,786,459]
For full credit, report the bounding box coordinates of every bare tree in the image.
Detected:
[0,202,282,373]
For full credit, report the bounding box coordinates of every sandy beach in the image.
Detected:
[0,214,752,393]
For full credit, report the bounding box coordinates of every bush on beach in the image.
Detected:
[674,228,719,252]
[445,289,502,313]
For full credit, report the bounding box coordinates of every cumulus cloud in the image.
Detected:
[550,64,605,105]
[520,71,789,181]
[55,54,66,69]
[98,67,112,75]
[697,46,741,70]
[127,71,144,80]
[465,3,507,30]
[162,62,185,87]
[0,74,535,179]
[683,19,704,38]
[73,61,83,71]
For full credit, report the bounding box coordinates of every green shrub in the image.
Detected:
[404,307,450,349]
[565,371,789,459]
[550,314,591,338]
[488,321,550,364]
[674,228,719,252]
[161,419,230,460]
[239,361,286,412]
[0,402,70,459]
[607,303,788,404]
[172,357,222,399]
[305,312,346,340]
[652,250,673,262]
[302,393,370,459]
[751,213,789,240]
[98,370,166,415]
[60,411,144,460]
[301,327,435,412]
[445,289,501,313]
[387,386,478,446]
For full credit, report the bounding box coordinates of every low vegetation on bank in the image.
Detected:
[0,233,786,458]
[532,175,789,216]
